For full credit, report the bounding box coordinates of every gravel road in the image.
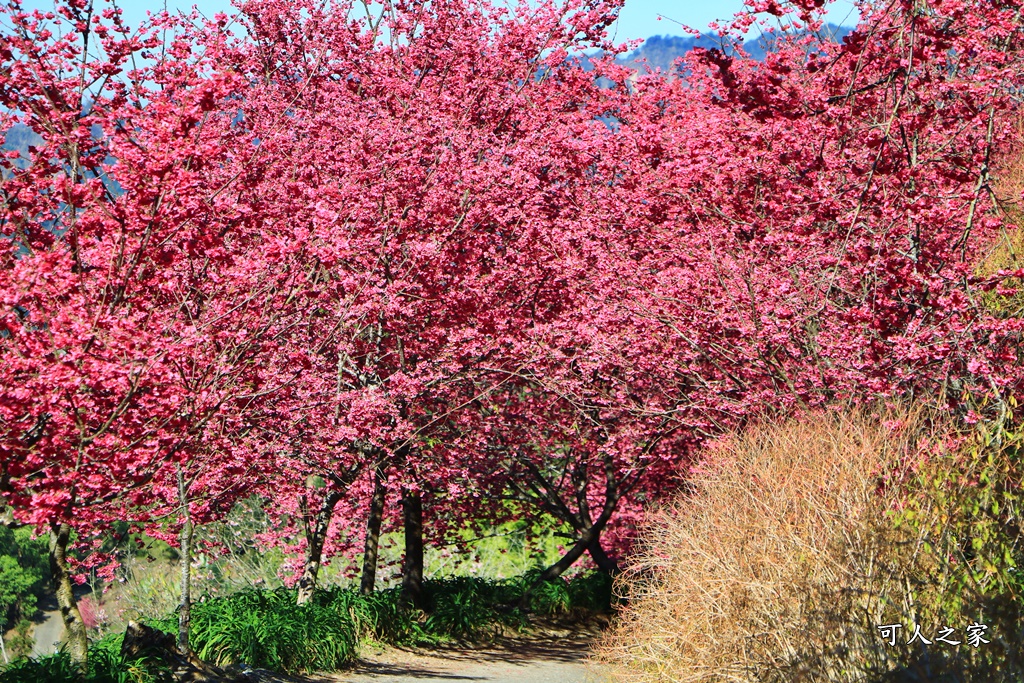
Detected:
[327,637,612,683]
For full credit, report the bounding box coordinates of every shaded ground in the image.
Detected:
[327,636,612,683]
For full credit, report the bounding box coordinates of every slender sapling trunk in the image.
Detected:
[49,521,89,666]
[177,467,194,655]
[360,464,387,595]
[296,490,343,605]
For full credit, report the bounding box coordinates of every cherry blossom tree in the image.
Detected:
[0,0,277,661]
[195,0,634,604]
[475,0,1024,580]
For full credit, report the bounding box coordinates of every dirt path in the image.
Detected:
[326,637,612,683]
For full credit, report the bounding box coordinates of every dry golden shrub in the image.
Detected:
[991,116,1024,234]
[978,116,1024,316]
[594,407,974,683]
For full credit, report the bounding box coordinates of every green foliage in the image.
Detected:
[0,570,615,680]
[0,654,84,683]
[0,524,50,628]
[186,570,610,655]
[319,587,432,645]
[0,632,171,683]
[428,515,571,579]
[0,559,39,624]
[520,571,572,615]
[422,577,526,639]
[6,620,34,661]
[325,571,607,645]
[98,526,177,565]
[99,499,287,637]
[885,410,1024,681]
[350,515,571,588]
[151,573,607,674]
[188,588,356,674]
[0,524,50,662]
[513,570,614,616]
[567,570,614,613]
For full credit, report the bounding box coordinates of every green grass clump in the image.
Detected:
[520,570,572,615]
[422,576,526,639]
[189,587,356,673]
[0,632,170,683]
[567,570,614,613]
[514,569,614,617]
[319,586,432,645]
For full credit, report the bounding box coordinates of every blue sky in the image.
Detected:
[613,0,858,41]
[70,0,859,42]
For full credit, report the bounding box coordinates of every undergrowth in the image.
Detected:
[0,570,613,682]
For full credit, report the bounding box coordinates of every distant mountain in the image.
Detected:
[2,125,42,171]
[617,23,854,73]
[2,26,856,161]
[3,124,41,151]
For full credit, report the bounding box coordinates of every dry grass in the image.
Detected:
[978,116,1024,317]
[991,116,1024,236]
[594,407,990,683]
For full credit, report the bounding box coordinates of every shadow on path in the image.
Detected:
[387,637,592,664]
[343,662,487,681]
[330,636,610,683]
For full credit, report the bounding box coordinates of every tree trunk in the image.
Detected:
[587,536,620,575]
[537,524,604,583]
[296,490,343,605]
[401,489,424,610]
[531,452,622,584]
[177,468,194,655]
[536,493,619,584]
[49,522,89,667]
[360,465,388,595]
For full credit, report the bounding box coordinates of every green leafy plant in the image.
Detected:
[884,405,1024,681]
[519,570,572,616]
[6,620,35,661]
[188,588,357,674]
[0,654,83,683]
[1,569,617,681]
[422,577,525,639]
[567,571,615,613]
[0,632,171,683]
[324,587,436,645]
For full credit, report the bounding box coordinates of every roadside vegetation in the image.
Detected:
[1,500,609,678]
[1,505,603,680]
[0,569,613,682]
